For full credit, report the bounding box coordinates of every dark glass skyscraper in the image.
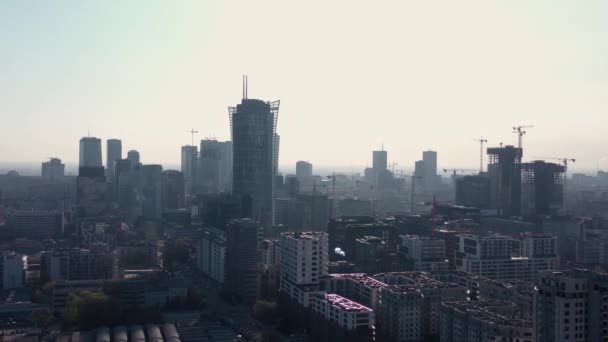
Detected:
[229,83,279,230]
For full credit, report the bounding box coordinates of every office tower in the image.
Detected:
[127,150,141,167]
[199,139,233,194]
[279,231,329,305]
[534,269,608,342]
[274,133,280,175]
[79,137,102,167]
[521,161,565,216]
[223,218,262,304]
[41,158,65,181]
[161,170,185,210]
[141,165,162,220]
[422,150,438,194]
[373,150,388,171]
[1,253,25,289]
[113,159,131,201]
[455,234,558,282]
[295,161,313,180]
[229,83,279,230]
[487,145,522,216]
[181,145,198,199]
[76,166,107,217]
[401,235,448,271]
[106,139,122,177]
[455,174,491,208]
[441,301,533,342]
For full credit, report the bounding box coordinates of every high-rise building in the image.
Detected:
[487,145,522,216]
[199,139,233,194]
[401,235,448,271]
[127,150,141,167]
[79,137,102,167]
[181,145,198,199]
[76,166,107,217]
[373,150,387,171]
[161,170,185,210]
[279,231,329,306]
[196,227,226,284]
[422,150,438,194]
[229,85,279,230]
[1,253,25,290]
[455,174,491,208]
[521,161,565,216]
[223,218,262,304]
[141,165,162,220]
[534,269,608,342]
[295,161,313,180]
[274,133,280,175]
[41,158,65,181]
[106,139,122,177]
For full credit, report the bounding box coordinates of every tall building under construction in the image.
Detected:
[229,77,279,230]
[487,145,522,216]
[521,161,565,216]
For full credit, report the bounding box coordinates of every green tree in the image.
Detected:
[63,291,120,329]
[31,308,53,328]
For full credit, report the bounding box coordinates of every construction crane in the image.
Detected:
[473,138,488,173]
[389,162,399,174]
[186,128,198,147]
[512,125,534,149]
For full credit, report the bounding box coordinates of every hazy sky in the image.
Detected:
[2,0,608,172]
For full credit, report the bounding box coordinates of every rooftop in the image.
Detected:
[321,293,373,313]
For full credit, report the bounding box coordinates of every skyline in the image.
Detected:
[2,1,608,170]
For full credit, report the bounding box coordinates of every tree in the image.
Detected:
[63,291,120,329]
[254,330,282,342]
[253,300,279,323]
[31,308,53,328]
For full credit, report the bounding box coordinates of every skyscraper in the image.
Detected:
[106,139,122,177]
[181,145,198,199]
[487,145,522,216]
[422,150,437,194]
[79,137,102,167]
[161,170,185,210]
[127,150,140,167]
[295,161,313,180]
[199,139,233,194]
[141,165,163,220]
[372,150,387,171]
[41,158,65,181]
[274,133,280,175]
[229,79,279,230]
[223,218,262,304]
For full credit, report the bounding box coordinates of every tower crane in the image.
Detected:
[512,125,534,149]
[186,128,198,147]
[473,138,488,173]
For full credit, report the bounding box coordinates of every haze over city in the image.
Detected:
[3,0,608,172]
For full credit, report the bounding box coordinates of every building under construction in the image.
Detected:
[521,161,565,216]
[487,145,522,217]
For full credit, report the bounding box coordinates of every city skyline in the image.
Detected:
[3,1,608,171]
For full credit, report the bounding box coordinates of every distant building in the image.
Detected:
[2,253,25,289]
[401,235,448,271]
[455,174,490,208]
[161,170,185,210]
[487,145,522,216]
[199,139,233,194]
[229,91,279,230]
[106,138,122,178]
[127,150,141,167]
[223,218,262,304]
[196,227,226,284]
[441,300,533,342]
[181,145,198,200]
[521,161,565,216]
[76,166,107,217]
[79,137,102,167]
[141,164,163,220]
[456,234,558,282]
[422,150,438,194]
[295,161,313,180]
[41,158,65,181]
[535,269,608,342]
[41,248,116,281]
[5,210,63,239]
